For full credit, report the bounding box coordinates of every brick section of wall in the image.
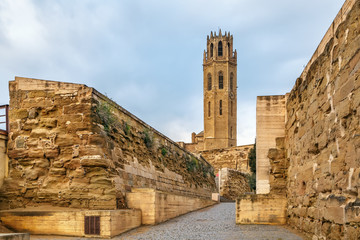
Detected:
[200,144,253,174]
[285,1,360,239]
[219,168,250,200]
[0,77,216,210]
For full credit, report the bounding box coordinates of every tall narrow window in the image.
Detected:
[210,43,213,58]
[219,72,223,89]
[208,101,211,117]
[230,126,233,139]
[228,42,230,56]
[230,73,234,91]
[219,100,222,115]
[231,101,233,116]
[218,41,223,56]
[207,73,212,91]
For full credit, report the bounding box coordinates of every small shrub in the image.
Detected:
[143,129,153,148]
[161,147,167,156]
[248,173,256,191]
[123,121,131,135]
[97,101,116,133]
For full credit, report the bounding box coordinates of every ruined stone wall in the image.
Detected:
[0,77,216,210]
[267,137,287,195]
[256,95,286,194]
[285,1,360,239]
[200,144,253,174]
[219,168,250,200]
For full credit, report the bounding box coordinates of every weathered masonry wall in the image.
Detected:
[0,208,141,238]
[256,95,286,194]
[0,77,216,210]
[200,144,253,174]
[268,137,287,195]
[126,188,215,225]
[236,194,287,225]
[285,0,360,239]
[219,168,250,200]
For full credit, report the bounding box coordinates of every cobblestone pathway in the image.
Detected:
[117,203,303,240]
[31,203,304,240]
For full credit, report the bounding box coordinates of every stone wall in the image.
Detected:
[219,168,250,200]
[256,95,286,194]
[126,188,215,225]
[236,194,287,225]
[200,144,253,174]
[0,77,216,210]
[0,208,141,238]
[285,0,360,239]
[267,137,287,195]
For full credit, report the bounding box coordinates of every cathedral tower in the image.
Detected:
[203,29,237,150]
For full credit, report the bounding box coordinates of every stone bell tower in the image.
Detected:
[203,29,237,150]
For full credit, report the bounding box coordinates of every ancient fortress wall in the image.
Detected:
[256,95,286,194]
[0,77,216,210]
[200,144,253,174]
[285,0,360,239]
[218,168,250,200]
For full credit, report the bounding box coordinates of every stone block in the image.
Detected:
[39,118,58,128]
[80,158,111,168]
[29,128,50,138]
[236,194,287,225]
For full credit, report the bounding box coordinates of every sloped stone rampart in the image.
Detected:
[285,1,360,239]
[0,77,216,210]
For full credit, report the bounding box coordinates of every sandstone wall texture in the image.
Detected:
[200,144,253,174]
[267,137,287,195]
[0,77,216,210]
[236,194,287,225]
[126,188,215,225]
[285,0,360,239]
[256,95,286,194]
[0,207,141,238]
[219,168,250,200]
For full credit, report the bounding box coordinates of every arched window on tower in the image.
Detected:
[208,101,211,117]
[210,43,213,58]
[230,126,233,139]
[207,73,212,91]
[218,41,223,56]
[219,100,223,116]
[230,73,234,91]
[231,101,233,116]
[219,72,223,89]
[228,42,230,57]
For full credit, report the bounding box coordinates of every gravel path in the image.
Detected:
[117,203,304,240]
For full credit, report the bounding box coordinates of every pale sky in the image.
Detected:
[0,0,345,145]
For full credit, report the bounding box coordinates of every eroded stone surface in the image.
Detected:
[0,77,216,210]
[285,1,360,239]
